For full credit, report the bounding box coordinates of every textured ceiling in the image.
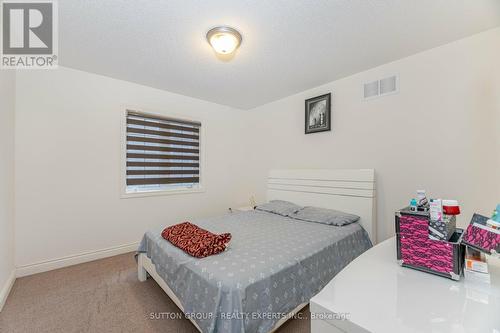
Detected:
[59,0,500,109]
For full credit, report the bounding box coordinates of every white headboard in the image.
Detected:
[266,169,377,244]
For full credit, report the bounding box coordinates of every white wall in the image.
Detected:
[0,70,16,310]
[12,28,500,275]
[246,28,500,242]
[15,67,253,273]
[496,43,500,203]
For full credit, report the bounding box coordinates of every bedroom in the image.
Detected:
[0,1,499,332]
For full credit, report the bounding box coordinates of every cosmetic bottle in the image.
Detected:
[410,199,418,212]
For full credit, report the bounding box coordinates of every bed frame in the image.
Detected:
[138,169,376,332]
[267,169,376,244]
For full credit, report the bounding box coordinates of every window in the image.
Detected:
[125,110,201,195]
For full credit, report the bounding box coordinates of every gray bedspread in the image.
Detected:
[137,210,372,333]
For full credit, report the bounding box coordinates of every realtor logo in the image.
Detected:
[1,0,58,69]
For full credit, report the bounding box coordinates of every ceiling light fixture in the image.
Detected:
[206,26,242,55]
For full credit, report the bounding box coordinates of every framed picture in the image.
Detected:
[305,93,331,134]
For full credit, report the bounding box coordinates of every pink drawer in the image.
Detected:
[398,214,428,238]
[399,234,453,274]
[395,208,465,280]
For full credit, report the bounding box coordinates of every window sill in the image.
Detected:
[120,187,205,199]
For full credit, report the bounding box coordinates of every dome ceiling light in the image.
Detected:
[206,26,242,55]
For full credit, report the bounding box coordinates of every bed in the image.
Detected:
[137,169,377,333]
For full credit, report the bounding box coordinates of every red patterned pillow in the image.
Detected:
[161,222,232,258]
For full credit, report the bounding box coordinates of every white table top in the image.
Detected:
[310,237,500,333]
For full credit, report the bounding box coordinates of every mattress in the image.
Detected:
[137,210,372,333]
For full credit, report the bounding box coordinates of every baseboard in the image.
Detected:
[0,270,16,312]
[16,242,139,277]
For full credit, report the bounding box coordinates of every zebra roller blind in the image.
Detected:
[126,110,201,193]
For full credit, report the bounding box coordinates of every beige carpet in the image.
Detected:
[0,253,310,333]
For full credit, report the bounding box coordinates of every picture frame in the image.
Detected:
[305,93,331,134]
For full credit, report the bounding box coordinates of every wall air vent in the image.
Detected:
[363,80,379,99]
[380,76,397,95]
[363,75,398,100]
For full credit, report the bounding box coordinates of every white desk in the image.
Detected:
[310,237,500,333]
